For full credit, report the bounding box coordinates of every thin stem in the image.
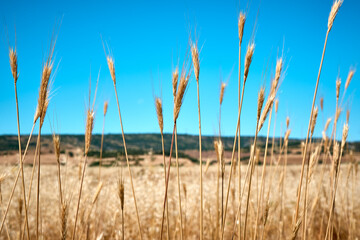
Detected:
[254,106,273,239]
[98,113,106,181]
[302,137,313,240]
[196,80,203,240]
[238,42,242,240]
[114,83,142,239]
[14,83,30,240]
[175,127,183,240]
[221,79,246,239]
[293,29,329,229]
[36,124,42,240]
[243,121,260,240]
[72,154,88,240]
[161,133,170,240]
[57,158,63,205]
[160,123,176,240]
[0,123,35,236]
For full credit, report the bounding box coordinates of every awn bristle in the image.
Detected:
[155,97,164,134]
[345,69,355,90]
[172,67,179,98]
[174,76,189,121]
[52,135,60,162]
[244,43,255,83]
[275,99,279,113]
[346,110,350,124]
[92,181,103,205]
[341,124,349,149]
[257,87,265,122]
[238,12,246,44]
[336,78,341,99]
[104,101,108,116]
[85,110,95,155]
[286,116,290,129]
[328,0,343,31]
[320,97,324,111]
[310,107,319,137]
[9,48,18,83]
[220,82,226,105]
[191,44,200,82]
[106,56,116,84]
[324,118,332,132]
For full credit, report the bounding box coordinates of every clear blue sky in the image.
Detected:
[0,0,359,141]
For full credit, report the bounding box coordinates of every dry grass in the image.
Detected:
[0,163,358,239]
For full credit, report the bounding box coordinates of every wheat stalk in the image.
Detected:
[292,0,342,230]
[160,58,191,239]
[155,96,170,240]
[72,74,98,240]
[255,59,282,239]
[191,41,204,240]
[106,55,143,239]
[237,12,246,240]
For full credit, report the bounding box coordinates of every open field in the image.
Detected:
[0,164,359,239]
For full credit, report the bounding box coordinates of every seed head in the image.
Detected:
[238,13,246,44]
[244,43,255,83]
[336,78,341,99]
[258,94,275,132]
[172,67,179,98]
[324,118,332,132]
[106,56,116,85]
[320,97,324,112]
[328,0,343,32]
[9,48,18,83]
[52,135,60,162]
[191,44,200,82]
[103,101,108,116]
[284,129,291,145]
[220,82,226,105]
[345,69,355,90]
[118,178,125,211]
[346,109,350,124]
[286,116,290,129]
[341,124,349,149]
[174,76,189,121]
[257,87,265,123]
[92,181,103,205]
[311,107,319,137]
[155,97,164,134]
[275,99,279,113]
[85,110,94,155]
[273,58,283,93]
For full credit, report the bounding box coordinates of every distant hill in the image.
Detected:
[1,133,359,156]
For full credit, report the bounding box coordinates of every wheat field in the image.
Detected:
[1,0,359,239]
